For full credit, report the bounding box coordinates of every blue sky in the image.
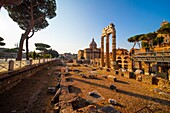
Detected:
[0,0,170,54]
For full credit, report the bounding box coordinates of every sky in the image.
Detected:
[0,0,170,54]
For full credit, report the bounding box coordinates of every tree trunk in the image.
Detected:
[16,34,25,60]
[132,42,136,48]
[17,27,32,60]
[26,37,29,60]
[16,0,34,60]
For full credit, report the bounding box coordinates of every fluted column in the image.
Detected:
[112,29,116,70]
[101,37,104,67]
[106,35,110,68]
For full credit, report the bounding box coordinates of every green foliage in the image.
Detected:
[0,37,5,46]
[0,0,23,8]
[4,0,56,60]
[4,48,18,52]
[43,54,51,58]
[141,41,149,48]
[127,34,144,48]
[35,43,51,48]
[29,51,40,59]
[5,0,57,31]
[35,43,51,52]
[157,23,170,34]
[127,34,144,43]
[47,49,59,58]
[139,32,157,41]
[127,22,170,49]
[153,36,164,46]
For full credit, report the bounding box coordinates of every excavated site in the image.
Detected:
[0,63,170,113]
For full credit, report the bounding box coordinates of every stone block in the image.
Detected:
[142,74,153,84]
[108,98,117,105]
[47,86,56,94]
[136,75,142,81]
[108,75,117,82]
[89,75,97,79]
[110,84,116,91]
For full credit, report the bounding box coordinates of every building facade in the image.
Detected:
[78,38,101,60]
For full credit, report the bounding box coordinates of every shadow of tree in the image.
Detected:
[71,77,170,106]
[68,85,82,94]
[116,80,129,84]
[116,89,170,106]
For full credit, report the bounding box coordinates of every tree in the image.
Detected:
[47,49,59,58]
[0,0,22,8]
[35,43,51,57]
[127,34,144,48]
[0,37,5,46]
[157,23,170,34]
[28,51,40,59]
[5,0,57,60]
[153,36,164,47]
[139,32,157,49]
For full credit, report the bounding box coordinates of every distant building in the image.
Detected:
[116,48,131,70]
[0,47,26,59]
[78,38,101,60]
[59,53,77,60]
[157,20,170,47]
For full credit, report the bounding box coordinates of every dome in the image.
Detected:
[89,38,97,49]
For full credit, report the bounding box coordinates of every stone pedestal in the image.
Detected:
[8,60,14,71]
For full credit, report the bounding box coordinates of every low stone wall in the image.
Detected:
[123,71,136,79]
[122,71,169,87]
[156,78,170,87]
[0,59,61,94]
[141,74,154,84]
[136,74,169,86]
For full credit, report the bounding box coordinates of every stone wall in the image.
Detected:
[140,74,153,84]
[123,71,169,87]
[0,59,61,94]
[123,71,136,79]
[156,78,170,87]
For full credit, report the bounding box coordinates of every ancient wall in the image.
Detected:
[0,59,62,94]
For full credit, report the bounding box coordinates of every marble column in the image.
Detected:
[101,37,104,67]
[106,35,110,68]
[112,32,116,70]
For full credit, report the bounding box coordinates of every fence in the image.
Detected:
[0,58,54,73]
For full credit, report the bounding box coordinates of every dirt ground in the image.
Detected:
[0,66,60,113]
[61,64,170,113]
[0,64,170,113]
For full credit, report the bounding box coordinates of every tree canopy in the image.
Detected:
[157,23,170,34]
[0,37,5,46]
[4,0,57,60]
[35,43,51,52]
[127,34,144,48]
[0,0,22,8]
[47,49,59,58]
[4,48,18,53]
[5,0,56,31]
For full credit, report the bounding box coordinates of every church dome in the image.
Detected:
[89,38,97,49]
